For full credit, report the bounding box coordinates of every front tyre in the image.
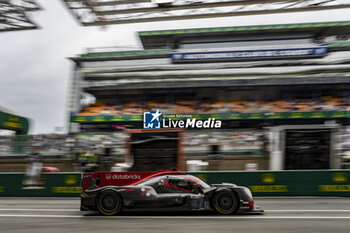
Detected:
[212,189,239,215]
[96,190,123,216]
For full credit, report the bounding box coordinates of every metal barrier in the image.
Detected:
[0,170,350,197]
[0,172,81,197]
[190,170,350,196]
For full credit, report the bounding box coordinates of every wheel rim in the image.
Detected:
[98,192,121,214]
[215,191,236,213]
[102,194,119,211]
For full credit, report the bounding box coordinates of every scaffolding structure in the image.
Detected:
[0,0,40,32]
[62,0,350,26]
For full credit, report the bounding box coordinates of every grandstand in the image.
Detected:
[69,20,350,170]
[75,97,348,116]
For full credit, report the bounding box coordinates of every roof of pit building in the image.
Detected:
[139,20,350,49]
[71,20,350,63]
[139,21,350,36]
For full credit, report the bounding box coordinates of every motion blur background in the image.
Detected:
[1,0,350,197]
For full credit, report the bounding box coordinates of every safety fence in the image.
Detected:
[0,170,350,197]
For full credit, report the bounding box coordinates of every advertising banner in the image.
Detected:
[1,170,350,197]
[171,47,328,63]
[70,111,348,123]
[191,170,350,197]
[0,111,29,134]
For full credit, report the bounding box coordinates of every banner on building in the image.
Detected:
[171,47,328,63]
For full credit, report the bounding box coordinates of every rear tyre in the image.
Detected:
[96,190,123,216]
[212,189,239,215]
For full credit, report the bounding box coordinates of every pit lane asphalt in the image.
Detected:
[0,197,350,233]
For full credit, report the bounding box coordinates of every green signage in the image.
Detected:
[326,41,350,47]
[70,111,349,123]
[0,111,29,134]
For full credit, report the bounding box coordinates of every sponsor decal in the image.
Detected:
[318,185,350,192]
[332,172,347,183]
[143,110,222,129]
[51,186,81,193]
[9,116,19,121]
[262,173,275,183]
[3,122,22,128]
[190,198,207,210]
[318,172,349,192]
[105,174,142,180]
[249,173,289,192]
[249,185,289,192]
[64,175,78,185]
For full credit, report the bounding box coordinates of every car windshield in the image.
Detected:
[182,175,211,189]
[137,175,211,189]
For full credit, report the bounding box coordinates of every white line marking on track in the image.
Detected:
[0,209,78,211]
[2,209,350,212]
[1,215,350,219]
[267,210,350,212]
[255,197,343,199]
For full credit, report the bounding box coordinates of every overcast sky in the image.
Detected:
[0,0,350,134]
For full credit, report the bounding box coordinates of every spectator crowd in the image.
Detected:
[75,97,349,116]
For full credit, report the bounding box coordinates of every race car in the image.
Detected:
[81,170,263,215]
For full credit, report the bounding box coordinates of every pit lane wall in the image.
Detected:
[1,170,350,197]
[191,170,350,197]
[0,173,81,197]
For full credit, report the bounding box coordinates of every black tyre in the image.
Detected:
[96,190,123,215]
[212,189,239,215]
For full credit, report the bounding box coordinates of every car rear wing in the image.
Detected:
[81,171,186,192]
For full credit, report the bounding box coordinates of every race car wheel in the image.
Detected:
[97,190,123,216]
[212,190,239,215]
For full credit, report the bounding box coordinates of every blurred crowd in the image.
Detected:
[2,130,350,157]
[184,130,266,148]
[0,133,127,163]
[0,130,268,173]
[0,130,265,155]
[2,129,350,172]
[76,96,349,116]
